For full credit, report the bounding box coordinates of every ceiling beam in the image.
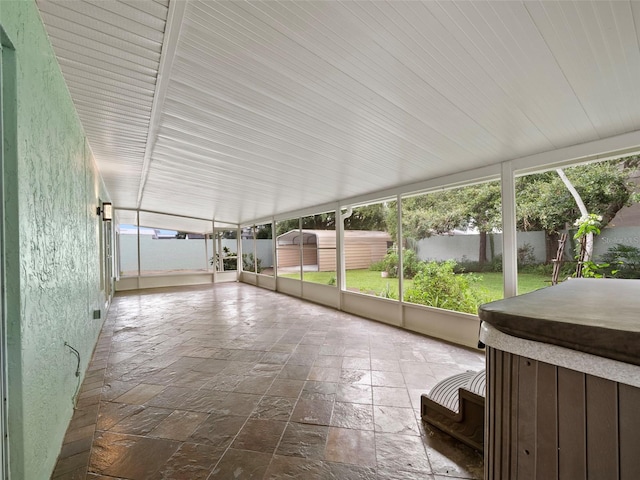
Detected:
[511,129,640,175]
[136,0,187,208]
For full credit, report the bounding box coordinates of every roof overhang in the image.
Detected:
[37,0,640,229]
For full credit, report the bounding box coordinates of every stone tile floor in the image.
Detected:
[51,283,485,479]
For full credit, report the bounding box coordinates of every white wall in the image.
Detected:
[119,236,209,273]
[594,226,640,257]
[242,239,274,268]
[416,231,547,264]
[118,236,274,274]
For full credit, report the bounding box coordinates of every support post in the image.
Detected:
[501,162,518,298]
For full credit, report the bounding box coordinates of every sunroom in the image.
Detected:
[2,1,640,479]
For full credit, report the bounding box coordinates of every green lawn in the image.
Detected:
[281,270,410,297]
[345,270,412,298]
[282,269,551,303]
[472,272,551,302]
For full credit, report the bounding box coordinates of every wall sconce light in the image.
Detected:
[96,202,113,222]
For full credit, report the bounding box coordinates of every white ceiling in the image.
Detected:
[37,0,640,231]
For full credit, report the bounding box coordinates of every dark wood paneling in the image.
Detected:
[516,357,536,479]
[557,368,586,479]
[489,348,508,480]
[498,350,510,477]
[487,346,639,480]
[586,375,618,479]
[535,361,558,479]
[619,383,640,479]
[508,354,519,480]
[485,348,496,480]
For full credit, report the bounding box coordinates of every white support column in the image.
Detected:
[336,206,344,309]
[501,161,518,298]
[338,207,352,293]
[212,221,217,284]
[236,226,242,280]
[115,228,121,280]
[204,231,209,272]
[136,211,141,278]
[298,217,303,282]
[396,195,404,326]
[253,225,257,273]
[271,218,277,278]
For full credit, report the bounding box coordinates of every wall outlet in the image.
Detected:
[92,309,101,320]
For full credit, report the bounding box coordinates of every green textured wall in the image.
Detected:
[0,1,110,478]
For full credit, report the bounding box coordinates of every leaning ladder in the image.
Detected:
[551,233,568,285]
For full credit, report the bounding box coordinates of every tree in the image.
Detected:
[397,182,501,267]
[459,182,502,266]
[272,157,637,265]
[216,230,237,239]
[344,203,389,231]
[275,213,337,236]
[275,218,299,236]
[395,192,466,240]
[517,158,638,262]
[274,204,390,237]
[255,224,272,239]
[397,158,637,267]
[556,168,593,261]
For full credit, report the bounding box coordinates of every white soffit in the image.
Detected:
[37,0,169,208]
[39,0,640,228]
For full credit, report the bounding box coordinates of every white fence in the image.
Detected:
[416,226,640,264]
[119,236,274,274]
[118,226,640,275]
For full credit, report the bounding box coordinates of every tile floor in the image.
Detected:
[51,283,485,479]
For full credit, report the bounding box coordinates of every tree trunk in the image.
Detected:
[478,231,487,268]
[545,231,560,263]
[556,168,593,261]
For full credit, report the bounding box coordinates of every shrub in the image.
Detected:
[401,249,424,278]
[454,254,503,273]
[381,250,399,277]
[455,246,547,277]
[242,253,262,273]
[519,262,553,275]
[377,248,424,279]
[598,244,640,279]
[488,254,503,272]
[368,260,385,272]
[454,256,480,273]
[517,243,536,266]
[379,282,398,299]
[404,260,490,314]
[209,246,238,270]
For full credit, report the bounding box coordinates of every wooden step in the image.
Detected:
[421,369,486,452]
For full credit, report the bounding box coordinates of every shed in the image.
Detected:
[276,230,392,272]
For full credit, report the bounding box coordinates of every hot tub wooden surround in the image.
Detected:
[479,278,640,480]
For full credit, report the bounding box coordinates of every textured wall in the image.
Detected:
[0,2,110,478]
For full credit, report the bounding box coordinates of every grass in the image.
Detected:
[472,272,550,302]
[280,270,411,297]
[281,269,551,303]
[345,270,412,297]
